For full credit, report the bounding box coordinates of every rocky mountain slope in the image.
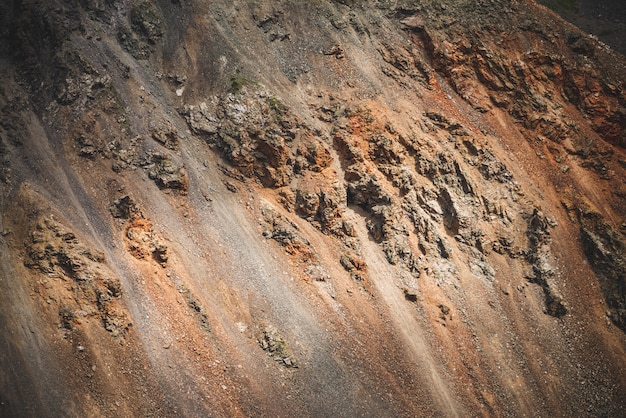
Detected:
[538,0,626,55]
[1,0,625,416]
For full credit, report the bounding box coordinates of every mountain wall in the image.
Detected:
[1,0,625,416]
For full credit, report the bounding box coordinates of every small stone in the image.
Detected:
[404,288,418,302]
[439,304,451,316]
[224,181,238,193]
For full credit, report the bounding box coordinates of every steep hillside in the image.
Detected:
[1,0,625,416]
[538,0,626,55]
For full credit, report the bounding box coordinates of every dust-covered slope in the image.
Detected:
[1,0,626,416]
[538,0,626,55]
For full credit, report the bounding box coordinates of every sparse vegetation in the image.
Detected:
[230,74,257,93]
[266,95,286,113]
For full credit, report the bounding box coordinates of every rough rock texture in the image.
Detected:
[1,0,626,417]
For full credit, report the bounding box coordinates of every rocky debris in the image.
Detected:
[165,71,188,93]
[3,0,626,416]
[260,204,341,282]
[579,209,626,331]
[406,0,626,157]
[261,206,315,262]
[313,100,345,124]
[117,26,150,60]
[566,134,617,179]
[150,123,180,150]
[423,112,467,136]
[340,253,367,281]
[345,167,392,208]
[145,153,188,192]
[183,88,332,188]
[276,188,296,211]
[183,289,211,333]
[44,51,147,171]
[525,209,567,318]
[305,264,332,282]
[25,219,102,274]
[64,79,145,170]
[23,216,131,337]
[258,326,298,368]
[0,135,13,187]
[403,288,418,302]
[117,1,163,59]
[182,100,220,136]
[367,204,420,276]
[57,73,112,106]
[294,141,333,174]
[492,234,525,258]
[468,250,496,283]
[327,100,520,283]
[110,195,140,220]
[110,195,169,267]
[474,149,514,184]
[416,150,475,195]
[565,74,626,150]
[294,186,345,235]
[110,136,144,173]
[438,304,452,322]
[125,218,168,267]
[322,80,563,292]
[324,45,345,59]
[223,180,238,193]
[78,132,143,171]
[75,135,97,159]
[254,10,291,43]
[378,42,433,88]
[402,193,449,260]
[130,2,163,45]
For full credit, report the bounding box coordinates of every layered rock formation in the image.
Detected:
[1,0,625,416]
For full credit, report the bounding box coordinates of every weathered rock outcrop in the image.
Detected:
[23,212,131,338]
[579,208,626,331]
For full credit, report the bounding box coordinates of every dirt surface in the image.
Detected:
[1,0,626,416]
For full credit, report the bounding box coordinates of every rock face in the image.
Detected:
[1,0,626,417]
[22,207,131,338]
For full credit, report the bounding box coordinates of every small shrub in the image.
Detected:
[230,75,256,93]
[266,96,286,113]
